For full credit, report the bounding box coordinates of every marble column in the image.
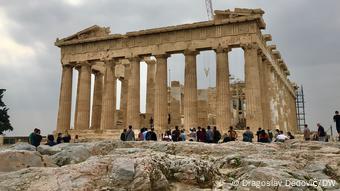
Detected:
[264,60,275,130]
[120,65,130,128]
[91,71,103,129]
[154,54,169,132]
[74,62,91,130]
[290,92,298,133]
[145,59,156,117]
[184,50,199,131]
[100,60,116,130]
[258,52,269,131]
[243,44,264,131]
[56,64,73,133]
[126,57,140,129]
[215,47,231,132]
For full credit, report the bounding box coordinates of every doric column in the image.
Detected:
[243,44,264,132]
[154,54,169,132]
[183,50,199,131]
[120,64,130,128]
[56,64,73,133]
[145,59,156,115]
[290,91,298,133]
[258,52,269,131]
[215,46,231,132]
[74,62,91,130]
[264,60,275,130]
[91,71,104,129]
[100,60,117,130]
[126,57,140,129]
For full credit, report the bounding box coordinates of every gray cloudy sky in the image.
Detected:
[0,0,339,136]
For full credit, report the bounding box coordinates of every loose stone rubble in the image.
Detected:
[0,140,339,191]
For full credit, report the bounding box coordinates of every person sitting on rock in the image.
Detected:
[188,128,197,141]
[267,129,274,142]
[56,133,63,144]
[46,134,56,146]
[287,132,295,139]
[317,123,327,142]
[146,128,157,141]
[62,131,71,143]
[212,126,221,143]
[172,126,181,142]
[142,128,148,141]
[137,128,145,141]
[242,126,254,142]
[276,131,288,142]
[120,129,127,141]
[163,129,172,141]
[125,126,135,141]
[256,128,262,142]
[228,126,238,141]
[258,130,270,143]
[201,128,207,143]
[196,127,204,142]
[28,128,42,148]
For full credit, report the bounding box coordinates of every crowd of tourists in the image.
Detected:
[28,128,72,148]
[119,124,298,143]
[28,111,340,146]
[120,110,340,143]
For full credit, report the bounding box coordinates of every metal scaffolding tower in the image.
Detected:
[296,86,306,132]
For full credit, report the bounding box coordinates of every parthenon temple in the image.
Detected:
[55,8,298,138]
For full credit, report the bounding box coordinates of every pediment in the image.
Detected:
[57,25,111,43]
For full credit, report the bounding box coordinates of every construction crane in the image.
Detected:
[205,0,214,20]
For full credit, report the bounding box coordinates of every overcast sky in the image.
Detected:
[0,0,339,136]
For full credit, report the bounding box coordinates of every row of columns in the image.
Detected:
[56,43,296,134]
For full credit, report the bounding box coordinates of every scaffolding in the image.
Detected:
[296,86,306,132]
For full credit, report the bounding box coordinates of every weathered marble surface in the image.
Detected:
[0,140,339,191]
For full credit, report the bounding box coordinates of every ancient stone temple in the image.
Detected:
[55,8,298,138]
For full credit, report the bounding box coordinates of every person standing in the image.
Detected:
[317,123,326,142]
[206,126,214,143]
[303,124,311,141]
[180,129,186,141]
[333,111,340,141]
[125,126,135,141]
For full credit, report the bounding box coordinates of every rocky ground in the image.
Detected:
[0,140,339,191]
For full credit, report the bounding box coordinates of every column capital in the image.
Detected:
[103,59,117,67]
[127,56,142,63]
[214,45,231,53]
[154,53,170,59]
[75,61,91,70]
[183,49,199,56]
[144,57,157,65]
[92,69,103,76]
[62,63,74,68]
[241,43,259,51]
